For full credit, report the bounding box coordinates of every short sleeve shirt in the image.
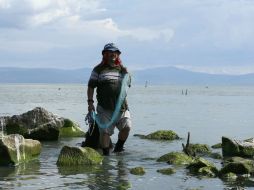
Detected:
[88,63,129,111]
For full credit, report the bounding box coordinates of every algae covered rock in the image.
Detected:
[157,152,193,165]
[0,134,41,166]
[57,146,103,166]
[219,156,254,176]
[1,107,85,141]
[139,130,180,141]
[59,119,85,138]
[116,181,132,190]
[219,162,252,176]
[220,172,238,181]
[211,143,222,149]
[130,167,145,175]
[209,152,223,159]
[188,143,211,156]
[157,168,176,175]
[222,136,254,158]
[186,157,218,177]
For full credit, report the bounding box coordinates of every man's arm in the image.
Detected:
[87,87,95,112]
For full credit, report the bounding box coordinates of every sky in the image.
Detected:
[0,0,254,75]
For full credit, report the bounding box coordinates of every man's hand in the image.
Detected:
[88,102,95,112]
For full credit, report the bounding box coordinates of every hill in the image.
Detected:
[0,66,254,85]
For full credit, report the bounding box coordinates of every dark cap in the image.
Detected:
[102,43,121,54]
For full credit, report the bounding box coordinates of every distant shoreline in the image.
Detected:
[1,66,254,85]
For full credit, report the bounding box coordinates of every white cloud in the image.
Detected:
[0,0,10,8]
[0,0,254,72]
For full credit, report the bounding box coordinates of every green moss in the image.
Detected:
[63,119,73,128]
[211,143,222,149]
[157,152,193,165]
[220,172,237,181]
[130,167,145,175]
[198,167,217,177]
[59,119,85,137]
[189,144,211,154]
[145,130,180,141]
[57,146,103,166]
[116,182,132,190]
[157,168,176,175]
[187,157,218,176]
[240,146,254,157]
[0,135,41,166]
[219,162,252,175]
[209,152,222,159]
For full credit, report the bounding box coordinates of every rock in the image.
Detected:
[209,152,223,159]
[222,136,254,158]
[219,156,254,176]
[0,134,41,166]
[136,130,180,141]
[211,143,222,149]
[157,168,176,175]
[116,182,132,190]
[157,152,193,165]
[219,162,252,176]
[59,119,85,138]
[129,167,145,175]
[133,134,146,138]
[220,172,238,181]
[56,146,103,166]
[186,157,218,177]
[188,143,211,155]
[198,166,217,177]
[1,107,85,141]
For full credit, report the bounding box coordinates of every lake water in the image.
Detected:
[0,84,254,190]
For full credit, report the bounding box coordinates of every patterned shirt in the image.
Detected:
[88,63,129,111]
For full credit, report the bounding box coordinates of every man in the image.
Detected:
[87,43,131,156]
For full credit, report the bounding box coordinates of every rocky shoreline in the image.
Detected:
[1,107,254,186]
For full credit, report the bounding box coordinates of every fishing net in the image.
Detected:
[92,73,131,129]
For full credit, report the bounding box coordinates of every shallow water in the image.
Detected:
[1,84,254,189]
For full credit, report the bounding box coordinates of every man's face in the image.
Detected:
[103,50,119,64]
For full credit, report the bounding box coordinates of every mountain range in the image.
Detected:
[0,66,254,85]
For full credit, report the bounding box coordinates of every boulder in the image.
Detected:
[219,156,254,176]
[129,167,145,175]
[157,152,193,165]
[1,107,85,141]
[56,146,103,166]
[222,136,254,158]
[186,157,219,177]
[0,134,41,166]
[117,182,132,190]
[134,130,180,141]
[187,143,211,156]
[211,143,222,149]
[157,168,176,175]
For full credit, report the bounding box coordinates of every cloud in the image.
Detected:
[0,0,175,54]
[0,0,10,8]
[0,0,254,73]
